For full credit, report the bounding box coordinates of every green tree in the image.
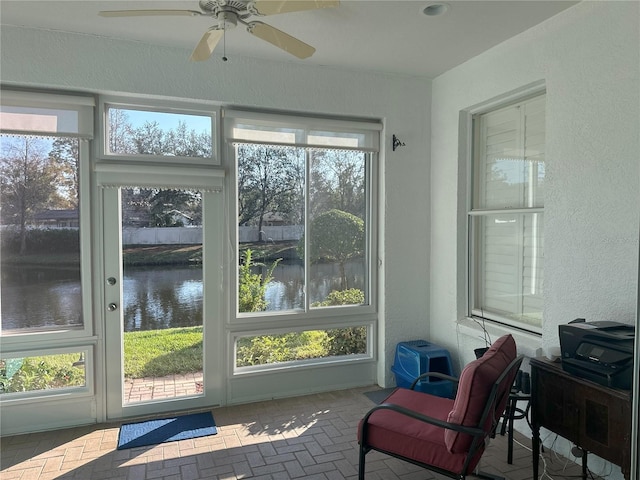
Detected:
[121,187,154,227]
[108,108,135,154]
[149,189,202,227]
[164,121,212,158]
[301,209,364,289]
[120,188,202,228]
[49,137,80,208]
[132,120,164,155]
[237,145,304,240]
[310,150,365,219]
[0,136,59,255]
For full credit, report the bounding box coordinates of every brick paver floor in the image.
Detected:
[124,372,203,404]
[1,386,604,479]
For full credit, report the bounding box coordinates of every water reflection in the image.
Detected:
[122,266,203,331]
[2,262,364,331]
[263,261,365,310]
[1,266,82,330]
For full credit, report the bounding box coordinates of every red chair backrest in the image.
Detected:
[444,334,518,453]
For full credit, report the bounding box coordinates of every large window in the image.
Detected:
[226,110,379,368]
[469,94,545,332]
[0,91,93,337]
[0,90,94,403]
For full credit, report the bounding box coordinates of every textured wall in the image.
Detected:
[430,2,639,477]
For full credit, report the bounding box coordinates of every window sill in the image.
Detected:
[0,387,94,405]
[457,317,542,358]
[233,353,373,377]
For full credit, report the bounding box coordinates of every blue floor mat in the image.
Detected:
[117,411,217,450]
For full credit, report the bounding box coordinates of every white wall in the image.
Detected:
[0,25,431,392]
[429,2,639,477]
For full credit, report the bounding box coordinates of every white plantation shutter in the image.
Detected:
[480,106,520,208]
[470,94,545,331]
[523,213,544,315]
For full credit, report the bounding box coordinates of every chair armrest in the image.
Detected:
[409,372,459,391]
[361,402,485,438]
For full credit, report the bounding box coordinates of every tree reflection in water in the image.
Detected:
[3,262,364,331]
[122,266,203,331]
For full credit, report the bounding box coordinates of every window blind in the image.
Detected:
[0,90,95,139]
[95,162,224,192]
[223,109,381,152]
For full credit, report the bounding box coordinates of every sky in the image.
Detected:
[121,108,212,134]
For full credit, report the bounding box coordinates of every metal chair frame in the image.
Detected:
[359,355,524,480]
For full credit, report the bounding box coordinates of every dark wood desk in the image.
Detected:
[530,357,631,480]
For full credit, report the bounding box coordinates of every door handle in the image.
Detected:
[107,303,118,312]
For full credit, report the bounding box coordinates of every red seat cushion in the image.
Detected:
[358,388,485,474]
[444,334,516,453]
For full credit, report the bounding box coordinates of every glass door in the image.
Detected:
[103,184,222,419]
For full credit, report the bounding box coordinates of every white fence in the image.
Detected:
[238,225,303,243]
[122,226,303,245]
[122,227,202,245]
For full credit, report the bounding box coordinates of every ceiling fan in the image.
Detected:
[99,0,339,62]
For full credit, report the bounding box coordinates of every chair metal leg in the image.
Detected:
[507,397,515,464]
[358,444,366,480]
[581,449,588,480]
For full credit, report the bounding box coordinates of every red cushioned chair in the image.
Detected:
[358,334,523,480]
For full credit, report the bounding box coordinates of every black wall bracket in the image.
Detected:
[392,134,406,151]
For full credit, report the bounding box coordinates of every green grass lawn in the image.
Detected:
[1,328,204,394]
[122,245,202,266]
[123,326,203,378]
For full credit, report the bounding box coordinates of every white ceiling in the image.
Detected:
[1,0,579,78]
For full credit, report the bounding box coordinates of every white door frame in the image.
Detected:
[97,166,225,420]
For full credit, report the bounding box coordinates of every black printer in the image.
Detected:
[559,319,635,390]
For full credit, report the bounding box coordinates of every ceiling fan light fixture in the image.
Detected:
[99,0,339,62]
[217,10,238,29]
[422,3,449,17]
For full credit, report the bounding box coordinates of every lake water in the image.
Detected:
[1,262,364,331]
[1,266,83,330]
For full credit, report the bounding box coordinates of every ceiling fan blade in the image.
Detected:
[252,0,339,16]
[247,22,315,59]
[99,10,202,18]
[190,29,225,62]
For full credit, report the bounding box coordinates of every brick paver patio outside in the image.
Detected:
[124,372,203,404]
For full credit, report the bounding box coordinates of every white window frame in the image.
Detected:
[100,96,219,165]
[0,89,96,416]
[0,89,95,347]
[232,320,374,375]
[0,345,94,403]
[224,109,380,370]
[468,91,545,334]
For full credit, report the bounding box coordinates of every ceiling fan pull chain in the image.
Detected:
[222,24,228,62]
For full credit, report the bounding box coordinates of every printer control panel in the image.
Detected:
[575,342,629,368]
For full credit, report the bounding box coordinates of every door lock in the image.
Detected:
[107,303,118,312]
